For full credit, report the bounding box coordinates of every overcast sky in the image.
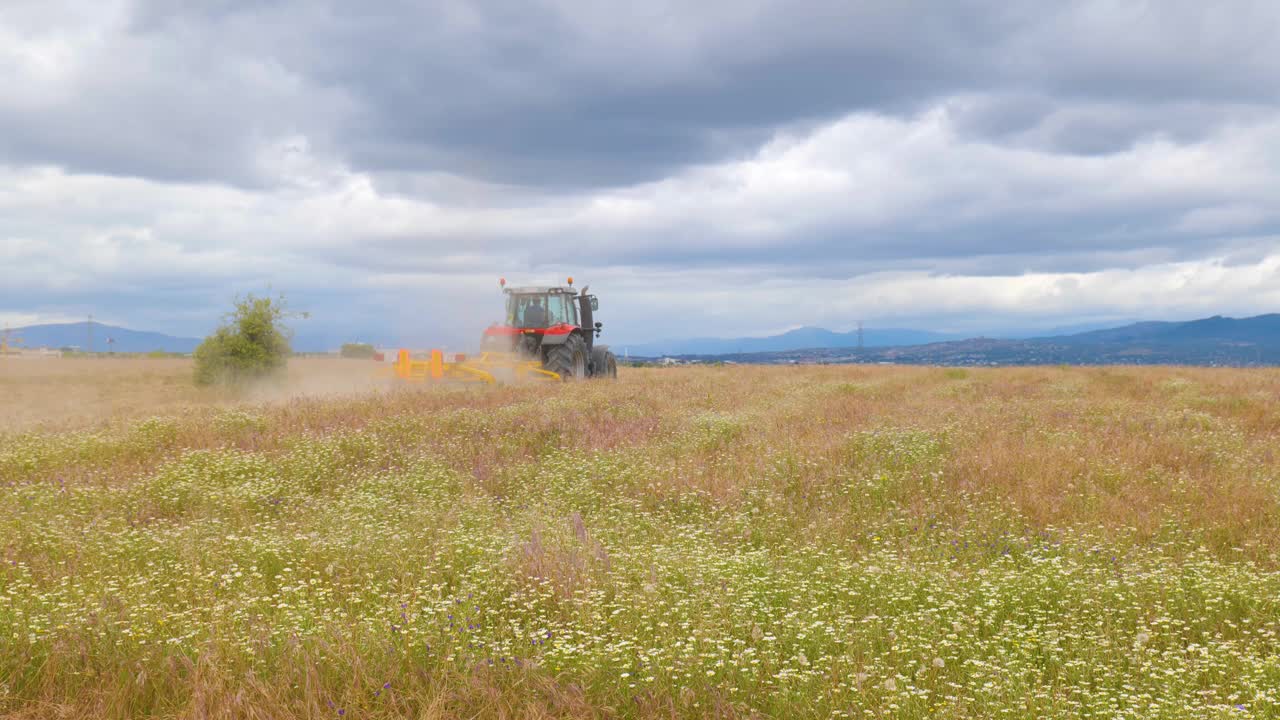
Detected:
[4,0,1280,348]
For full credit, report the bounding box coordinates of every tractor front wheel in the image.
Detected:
[544,334,588,381]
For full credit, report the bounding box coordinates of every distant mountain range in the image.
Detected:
[11,322,202,354]
[14,314,1279,365]
[623,321,1149,357]
[648,314,1280,367]
[11,321,422,354]
[1035,314,1280,347]
[7,320,1121,357]
[625,326,960,356]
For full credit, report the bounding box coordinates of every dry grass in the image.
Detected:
[0,357,386,433]
[2,363,1279,718]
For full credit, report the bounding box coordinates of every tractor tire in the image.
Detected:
[544,333,588,381]
[590,347,619,380]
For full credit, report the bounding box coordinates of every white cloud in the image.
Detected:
[583,253,1280,342]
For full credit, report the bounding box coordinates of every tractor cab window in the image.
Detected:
[508,295,542,328]
[544,294,576,326]
[507,293,576,328]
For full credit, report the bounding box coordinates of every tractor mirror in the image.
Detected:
[590,297,599,311]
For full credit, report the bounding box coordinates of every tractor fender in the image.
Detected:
[538,330,577,346]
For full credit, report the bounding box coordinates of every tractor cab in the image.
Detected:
[505,287,582,330]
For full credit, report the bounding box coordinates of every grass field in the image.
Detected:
[0,358,382,433]
[2,360,1279,718]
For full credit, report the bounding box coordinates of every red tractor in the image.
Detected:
[480,277,618,380]
[383,277,619,384]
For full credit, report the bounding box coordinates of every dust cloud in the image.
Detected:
[0,357,401,434]
[242,358,396,404]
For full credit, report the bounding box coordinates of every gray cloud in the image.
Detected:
[9,0,1276,187]
[5,0,1280,345]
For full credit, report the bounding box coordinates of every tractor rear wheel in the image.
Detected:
[544,334,588,381]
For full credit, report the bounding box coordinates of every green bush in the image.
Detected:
[340,342,376,359]
[193,295,296,386]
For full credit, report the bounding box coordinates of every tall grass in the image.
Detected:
[1,365,1279,718]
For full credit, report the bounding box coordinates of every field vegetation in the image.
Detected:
[193,295,297,387]
[1,362,1279,718]
[0,358,379,433]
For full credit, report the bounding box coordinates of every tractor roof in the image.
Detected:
[505,286,575,295]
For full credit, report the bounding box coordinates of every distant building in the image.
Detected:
[14,347,62,358]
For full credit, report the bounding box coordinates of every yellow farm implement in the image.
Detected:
[382,349,562,385]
